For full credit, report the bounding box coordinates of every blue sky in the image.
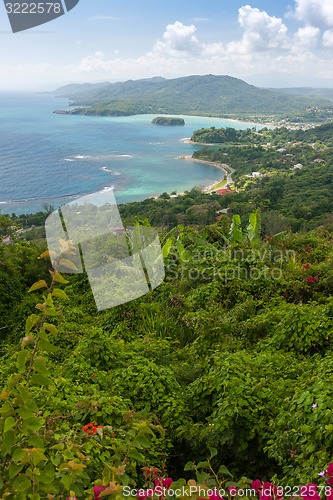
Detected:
[0,0,333,89]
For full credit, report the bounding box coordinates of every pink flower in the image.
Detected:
[94,485,107,500]
[251,480,262,492]
[228,486,237,496]
[327,464,333,477]
[137,491,153,499]
[301,483,321,500]
[209,493,224,500]
[260,483,273,500]
[154,477,173,489]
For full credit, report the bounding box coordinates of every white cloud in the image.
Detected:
[73,52,108,73]
[4,8,333,91]
[294,0,333,27]
[294,26,320,48]
[228,5,289,54]
[322,29,333,47]
[152,22,202,56]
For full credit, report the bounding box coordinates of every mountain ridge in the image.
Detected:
[54,74,333,117]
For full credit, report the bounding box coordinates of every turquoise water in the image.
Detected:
[0,92,262,214]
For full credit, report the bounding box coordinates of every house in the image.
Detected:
[215,189,235,195]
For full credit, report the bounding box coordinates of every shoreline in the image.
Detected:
[177,154,233,193]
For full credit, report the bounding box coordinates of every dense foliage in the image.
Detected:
[151,117,185,126]
[2,121,333,497]
[192,123,333,231]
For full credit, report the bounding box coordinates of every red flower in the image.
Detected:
[154,477,173,489]
[251,480,262,492]
[306,246,312,251]
[82,422,104,435]
[327,463,333,477]
[302,263,311,269]
[306,276,319,284]
[94,485,107,500]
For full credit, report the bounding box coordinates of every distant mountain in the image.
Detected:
[269,87,333,102]
[54,74,333,117]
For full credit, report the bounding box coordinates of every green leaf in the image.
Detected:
[128,449,145,462]
[300,424,312,433]
[209,447,218,459]
[53,272,69,284]
[218,465,233,477]
[4,416,16,433]
[8,463,23,480]
[32,357,49,375]
[29,280,48,292]
[50,443,65,450]
[39,339,58,353]
[25,314,39,334]
[25,398,39,412]
[12,474,31,492]
[30,374,52,386]
[45,308,61,317]
[24,416,43,432]
[7,374,21,390]
[45,294,54,308]
[18,407,35,420]
[59,258,78,272]
[184,461,195,471]
[52,288,69,301]
[44,323,58,334]
[229,214,243,245]
[2,429,15,453]
[133,434,151,449]
[28,434,44,449]
[162,238,173,258]
[196,461,209,469]
[17,350,30,371]
[61,476,73,490]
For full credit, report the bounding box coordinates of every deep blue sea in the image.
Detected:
[0,92,261,214]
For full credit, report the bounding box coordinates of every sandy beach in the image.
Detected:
[177,154,233,192]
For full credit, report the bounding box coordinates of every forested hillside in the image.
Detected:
[54,74,333,118]
[2,122,333,497]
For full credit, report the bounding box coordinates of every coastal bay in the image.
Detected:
[0,93,265,214]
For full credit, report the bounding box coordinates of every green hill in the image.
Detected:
[54,74,332,117]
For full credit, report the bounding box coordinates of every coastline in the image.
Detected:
[177,154,232,192]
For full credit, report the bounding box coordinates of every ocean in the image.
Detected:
[0,92,261,214]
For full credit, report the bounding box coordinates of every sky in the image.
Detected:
[0,0,333,90]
